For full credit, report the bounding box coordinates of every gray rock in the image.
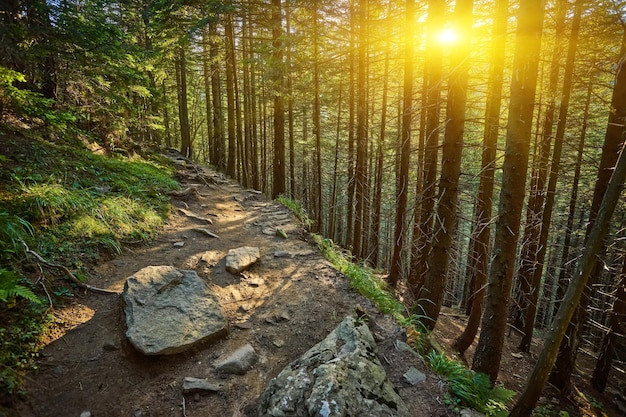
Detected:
[403,367,426,385]
[273,250,291,258]
[460,408,485,417]
[182,377,223,394]
[123,266,228,355]
[225,247,261,274]
[258,316,409,417]
[79,412,92,417]
[214,343,258,375]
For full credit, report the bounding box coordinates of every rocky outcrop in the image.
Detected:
[225,246,261,274]
[123,266,228,355]
[258,316,410,417]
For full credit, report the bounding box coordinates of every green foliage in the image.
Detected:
[0,211,33,257]
[313,235,407,322]
[426,351,515,416]
[0,138,178,262]
[0,66,76,130]
[0,269,41,306]
[0,304,52,395]
[276,195,314,229]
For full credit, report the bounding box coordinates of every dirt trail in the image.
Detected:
[13,156,452,417]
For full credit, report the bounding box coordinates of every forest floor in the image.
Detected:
[6,153,623,417]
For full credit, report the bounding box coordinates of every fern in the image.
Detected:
[0,269,40,305]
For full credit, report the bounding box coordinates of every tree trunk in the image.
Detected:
[224,14,237,177]
[389,0,415,286]
[312,1,323,232]
[591,258,626,391]
[510,121,626,417]
[271,0,285,198]
[549,24,626,392]
[454,0,508,355]
[176,45,192,159]
[471,0,544,383]
[352,0,368,260]
[515,0,572,352]
[207,21,225,171]
[417,0,473,328]
[409,0,445,294]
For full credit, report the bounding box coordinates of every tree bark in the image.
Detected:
[591,258,626,391]
[471,0,544,383]
[549,23,626,392]
[510,123,626,417]
[409,0,445,295]
[417,0,473,328]
[389,0,415,286]
[454,0,508,355]
[271,0,285,198]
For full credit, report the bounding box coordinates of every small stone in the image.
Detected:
[214,343,258,375]
[273,250,291,258]
[273,339,285,348]
[511,352,524,359]
[403,367,426,385]
[225,247,261,274]
[234,321,253,329]
[173,241,185,247]
[80,412,92,417]
[182,377,223,394]
[102,340,119,351]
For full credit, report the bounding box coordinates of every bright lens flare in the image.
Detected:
[437,28,459,45]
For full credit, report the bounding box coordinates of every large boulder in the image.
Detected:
[123,266,228,355]
[258,316,410,417]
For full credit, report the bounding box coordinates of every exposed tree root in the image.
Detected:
[21,240,120,295]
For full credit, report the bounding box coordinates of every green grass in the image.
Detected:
[0,131,180,395]
[276,194,314,229]
[426,351,515,416]
[312,234,408,323]
[0,137,178,263]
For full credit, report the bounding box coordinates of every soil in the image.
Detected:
[6,154,624,417]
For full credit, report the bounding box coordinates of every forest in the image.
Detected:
[1,0,626,416]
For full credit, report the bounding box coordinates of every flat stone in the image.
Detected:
[214,343,258,376]
[123,266,228,355]
[182,377,223,394]
[225,247,261,274]
[403,367,426,385]
[273,250,291,258]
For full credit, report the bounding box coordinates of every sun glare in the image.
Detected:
[437,28,459,45]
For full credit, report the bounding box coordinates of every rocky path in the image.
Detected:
[13,154,451,417]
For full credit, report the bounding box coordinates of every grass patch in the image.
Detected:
[426,351,515,416]
[313,234,407,323]
[0,136,178,263]
[276,194,314,229]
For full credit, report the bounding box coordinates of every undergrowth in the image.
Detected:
[0,136,179,263]
[426,351,515,416]
[0,128,180,396]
